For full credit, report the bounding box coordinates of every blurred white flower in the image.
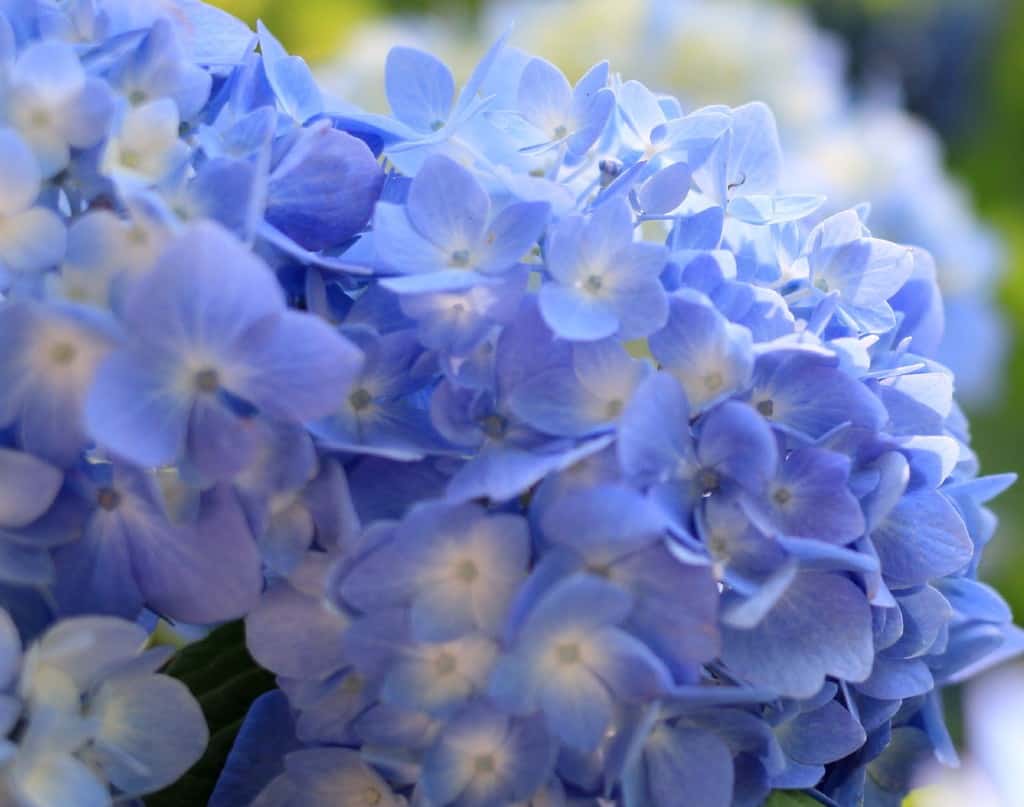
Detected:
[913,664,1024,807]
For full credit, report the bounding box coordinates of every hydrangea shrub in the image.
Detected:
[0,2,1019,806]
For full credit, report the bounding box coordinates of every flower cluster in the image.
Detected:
[325,0,1008,406]
[0,610,207,803]
[0,1,1017,806]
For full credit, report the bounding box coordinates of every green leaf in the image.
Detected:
[764,791,823,807]
[145,621,275,807]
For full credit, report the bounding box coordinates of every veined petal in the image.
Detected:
[85,349,189,469]
[241,311,363,422]
[406,155,490,251]
[385,47,455,132]
[90,674,208,796]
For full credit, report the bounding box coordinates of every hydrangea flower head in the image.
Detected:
[0,2,1015,806]
[226,27,1016,807]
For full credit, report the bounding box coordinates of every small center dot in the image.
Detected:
[704,372,723,392]
[120,149,143,170]
[756,399,774,417]
[349,388,373,412]
[586,562,612,579]
[698,468,720,495]
[605,398,624,418]
[434,651,458,676]
[456,559,479,583]
[97,488,121,511]
[553,124,568,139]
[450,249,471,268]
[556,642,581,664]
[773,487,792,506]
[49,342,77,366]
[707,532,730,560]
[193,368,220,394]
[341,674,365,695]
[363,787,382,805]
[584,274,604,293]
[127,226,149,246]
[480,414,507,440]
[474,754,496,774]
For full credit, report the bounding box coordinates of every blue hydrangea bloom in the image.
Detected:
[370,153,550,293]
[510,57,614,157]
[0,610,207,804]
[84,221,363,479]
[489,573,673,752]
[0,40,113,177]
[0,3,1016,805]
[538,198,668,341]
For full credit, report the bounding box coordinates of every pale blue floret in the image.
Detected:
[0,611,207,804]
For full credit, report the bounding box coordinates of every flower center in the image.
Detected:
[704,371,724,392]
[434,651,458,676]
[349,388,373,412]
[341,673,365,695]
[584,274,604,293]
[586,561,613,579]
[480,414,507,440]
[556,642,581,665]
[128,90,148,106]
[644,139,666,160]
[449,249,471,268]
[773,487,792,506]
[474,754,496,774]
[756,399,774,417]
[49,341,77,366]
[120,149,143,170]
[456,559,479,583]
[96,488,121,511]
[553,124,568,139]
[363,787,382,805]
[605,398,624,418]
[706,531,730,561]
[193,367,221,394]
[698,468,720,495]
[30,108,51,128]
[127,225,149,246]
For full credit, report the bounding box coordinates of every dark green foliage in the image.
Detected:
[145,622,275,807]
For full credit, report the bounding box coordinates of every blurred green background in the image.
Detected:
[210,0,1024,619]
